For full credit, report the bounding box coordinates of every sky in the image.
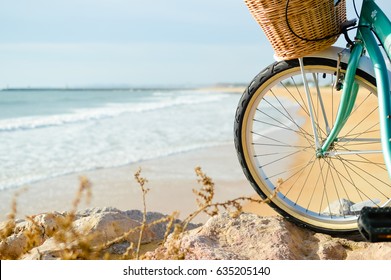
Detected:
[0,0,390,88]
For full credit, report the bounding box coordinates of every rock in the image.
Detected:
[75,207,200,241]
[147,213,391,260]
[3,208,391,260]
[71,210,154,246]
[0,213,61,259]
[0,207,200,260]
[0,231,30,259]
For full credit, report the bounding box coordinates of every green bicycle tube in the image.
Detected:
[360,0,391,61]
[360,27,391,177]
[320,44,362,155]
[360,0,391,177]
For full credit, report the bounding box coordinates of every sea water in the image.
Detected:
[0,88,243,191]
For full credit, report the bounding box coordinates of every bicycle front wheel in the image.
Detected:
[235,57,391,234]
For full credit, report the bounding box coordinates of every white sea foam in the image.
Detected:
[0,92,227,132]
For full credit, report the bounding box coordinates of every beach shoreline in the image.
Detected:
[0,85,282,223]
[0,141,277,223]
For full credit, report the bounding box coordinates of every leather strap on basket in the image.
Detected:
[285,0,342,42]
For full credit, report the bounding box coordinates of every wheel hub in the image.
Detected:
[316,139,337,158]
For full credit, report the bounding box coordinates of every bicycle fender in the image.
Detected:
[307,46,391,82]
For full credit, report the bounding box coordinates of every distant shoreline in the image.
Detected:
[0,84,247,92]
[1,87,196,92]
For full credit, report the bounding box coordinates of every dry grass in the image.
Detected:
[0,167,278,260]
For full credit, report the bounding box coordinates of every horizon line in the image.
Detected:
[0,83,247,91]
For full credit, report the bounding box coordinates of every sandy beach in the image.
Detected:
[0,139,277,224]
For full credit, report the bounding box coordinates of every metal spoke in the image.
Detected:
[283,154,317,198]
[280,80,309,116]
[335,144,387,170]
[251,130,313,147]
[293,156,317,205]
[252,143,309,149]
[265,156,316,182]
[328,158,353,210]
[306,159,326,211]
[252,118,313,139]
[319,158,332,216]
[269,90,315,149]
[339,157,390,198]
[339,106,379,147]
[260,150,303,168]
[349,90,374,116]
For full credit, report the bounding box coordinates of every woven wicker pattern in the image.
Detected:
[244,0,346,60]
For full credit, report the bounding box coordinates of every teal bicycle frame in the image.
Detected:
[319,0,391,176]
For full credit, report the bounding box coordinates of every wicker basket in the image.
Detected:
[244,0,347,60]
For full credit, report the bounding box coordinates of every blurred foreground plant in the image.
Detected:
[0,167,279,260]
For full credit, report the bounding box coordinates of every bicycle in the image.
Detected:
[235,0,391,235]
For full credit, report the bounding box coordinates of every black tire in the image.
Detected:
[234,57,390,235]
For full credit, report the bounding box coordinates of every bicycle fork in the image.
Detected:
[299,38,391,208]
[301,39,391,172]
[298,46,362,159]
[320,44,362,157]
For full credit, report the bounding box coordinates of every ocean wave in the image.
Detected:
[0,94,227,132]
